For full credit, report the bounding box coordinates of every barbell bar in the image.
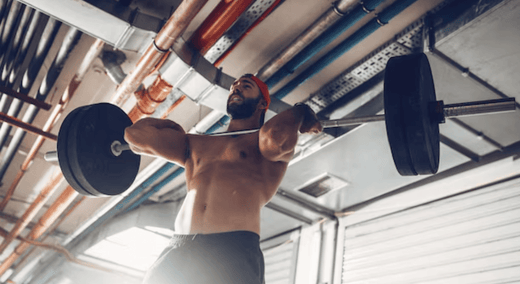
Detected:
[44,97,515,161]
[44,53,518,197]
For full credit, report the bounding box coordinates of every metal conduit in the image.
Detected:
[4,11,43,88]
[273,0,419,99]
[0,17,58,151]
[264,0,384,88]
[0,27,79,181]
[0,6,31,85]
[255,0,358,81]
[0,9,40,148]
[0,1,23,113]
[0,1,21,61]
[0,39,104,212]
[0,185,79,275]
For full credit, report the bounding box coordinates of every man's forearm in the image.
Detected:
[260,105,307,153]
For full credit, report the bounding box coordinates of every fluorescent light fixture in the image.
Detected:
[84,227,170,271]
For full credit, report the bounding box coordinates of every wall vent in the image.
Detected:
[297,173,348,198]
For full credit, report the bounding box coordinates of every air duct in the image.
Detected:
[17,0,157,52]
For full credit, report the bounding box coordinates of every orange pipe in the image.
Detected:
[0,39,104,212]
[128,76,174,122]
[14,197,85,277]
[214,0,282,66]
[161,95,187,119]
[111,0,209,106]
[0,186,78,274]
[0,171,63,255]
[189,0,254,55]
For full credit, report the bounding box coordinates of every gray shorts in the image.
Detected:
[142,230,265,284]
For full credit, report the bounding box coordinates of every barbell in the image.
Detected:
[44,53,516,197]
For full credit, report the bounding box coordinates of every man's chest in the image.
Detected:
[187,134,264,165]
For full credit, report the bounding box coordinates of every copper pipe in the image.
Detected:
[255,0,359,81]
[214,0,283,67]
[128,75,173,122]
[189,0,254,55]
[0,39,103,212]
[0,111,57,140]
[161,95,187,119]
[111,0,209,106]
[0,186,78,274]
[0,86,51,110]
[14,197,86,278]
[0,171,63,254]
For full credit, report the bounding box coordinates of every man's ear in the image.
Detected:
[257,98,268,111]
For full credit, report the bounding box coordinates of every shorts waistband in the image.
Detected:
[168,230,260,247]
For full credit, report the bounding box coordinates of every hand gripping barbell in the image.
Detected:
[45,53,516,197]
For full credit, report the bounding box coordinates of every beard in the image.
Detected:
[226,92,261,120]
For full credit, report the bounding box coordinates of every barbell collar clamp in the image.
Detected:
[45,141,132,163]
[111,141,131,156]
[44,151,58,162]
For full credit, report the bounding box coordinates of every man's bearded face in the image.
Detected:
[226,89,261,120]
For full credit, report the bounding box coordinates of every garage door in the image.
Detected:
[341,177,520,283]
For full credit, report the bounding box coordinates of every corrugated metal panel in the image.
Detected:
[341,179,520,284]
[263,238,298,284]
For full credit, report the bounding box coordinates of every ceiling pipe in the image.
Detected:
[0,185,79,275]
[0,39,104,212]
[0,17,59,151]
[264,0,384,89]
[100,51,127,85]
[110,0,209,107]
[8,196,86,283]
[0,5,32,86]
[0,1,24,113]
[272,0,420,99]
[3,11,44,90]
[189,0,254,55]
[0,1,22,65]
[0,27,81,181]
[0,11,46,148]
[213,0,283,67]
[255,0,358,81]
[0,171,63,255]
[127,0,254,121]
[197,0,364,135]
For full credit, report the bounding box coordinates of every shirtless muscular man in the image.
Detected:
[125,74,322,284]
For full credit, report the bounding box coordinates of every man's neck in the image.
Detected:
[227,117,261,132]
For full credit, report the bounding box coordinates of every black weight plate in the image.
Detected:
[384,53,440,176]
[58,107,94,196]
[66,103,140,196]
